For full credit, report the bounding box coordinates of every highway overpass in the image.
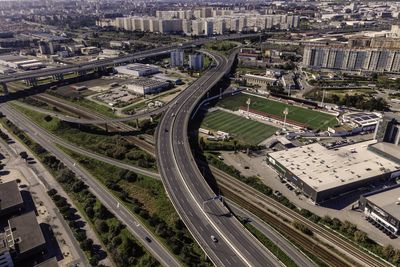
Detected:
[156,49,281,266]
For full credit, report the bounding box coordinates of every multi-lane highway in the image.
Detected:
[0,33,261,85]
[0,103,181,267]
[156,50,281,266]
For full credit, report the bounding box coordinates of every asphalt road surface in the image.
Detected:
[156,50,281,267]
[0,103,181,267]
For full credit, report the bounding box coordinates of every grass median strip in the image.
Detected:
[244,223,298,267]
[59,145,212,267]
[12,104,157,170]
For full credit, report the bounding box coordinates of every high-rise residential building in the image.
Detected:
[189,53,204,71]
[204,20,214,36]
[101,14,300,35]
[192,20,204,35]
[182,20,192,35]
[213,19,226,35]
[201,7,213,18]
[303,45,400,74]
[170,49,184,67]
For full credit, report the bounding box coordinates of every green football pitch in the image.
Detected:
[217,93,338,130]
[201,110,278,145]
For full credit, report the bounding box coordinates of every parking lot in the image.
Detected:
[220,149,400,247]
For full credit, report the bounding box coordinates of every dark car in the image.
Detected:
[145,236,151,243]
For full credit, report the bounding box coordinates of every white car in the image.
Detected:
[211,235,218,243]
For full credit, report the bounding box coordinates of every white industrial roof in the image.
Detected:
[269,140,400,192]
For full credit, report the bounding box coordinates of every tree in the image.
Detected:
[353,230,368,243]
[19,151,28,160]
[74,229,87,242]
[392,250,400,263]
[95,219,109,233]
[47,189,58,197]
[72,180,85,193]
[85,206,94,218]
[382,245,396,259]
[123,171,138,182]
[33,143,46,154]
[95,204,110,220]
[44,115,53,122]
[80,238,93,251]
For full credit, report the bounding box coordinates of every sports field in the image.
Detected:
[217,94,338,130]
[201,110,278,145]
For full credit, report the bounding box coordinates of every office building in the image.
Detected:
[0,181,24,217]
[4,212,46,261]
[0,251,13,267]
[170,49,184,67]
[189,54,204,71]
[359,184,400,235]
[375,114,400,145]
[268,140,400,204]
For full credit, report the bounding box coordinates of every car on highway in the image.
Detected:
[145,236,151,243]
[211,235,218,243]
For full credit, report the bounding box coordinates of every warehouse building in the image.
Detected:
[126,78,170,95]
[267,140,400,204]
[115,63,160,77]
[359,184,400,235]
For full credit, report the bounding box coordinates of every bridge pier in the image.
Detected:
[52,73,64,81]
[1,82,8,95]
[104,123,108,133]
[25,78,37,87]
[76,70,86,76]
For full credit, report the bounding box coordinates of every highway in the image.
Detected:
[0,103,181,267]
[226,200,316,267]
[0,33,261,85]
[156,50,281,266]
[12,96,168,125]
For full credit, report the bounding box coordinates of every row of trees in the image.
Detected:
[77,157,212,266]
[47,156,159,267]
[48,188,106,266]
[199,137,264,151]
[0,116,158,267]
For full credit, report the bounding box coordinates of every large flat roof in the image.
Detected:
[8,211,46,254]
[0,180,23,213]
[269,140,400,192]
[365,186,400,221]
[370,142,400,161]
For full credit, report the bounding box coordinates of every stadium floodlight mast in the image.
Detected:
[283,107,289,130]
[246,98,251,115]
[320,89,326,107]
